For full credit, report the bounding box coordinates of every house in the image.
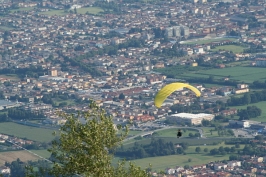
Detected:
[214,163,227,170]
[227,160,241,167]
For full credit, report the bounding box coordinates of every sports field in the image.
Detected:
[180,66,266,83]
[0,122,56,142]
[210,45,246,54]
[40,7,103,16]
[181,37,237,45]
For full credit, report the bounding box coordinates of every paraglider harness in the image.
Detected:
[177,129,182,138]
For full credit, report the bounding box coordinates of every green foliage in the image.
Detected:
[26,101,150,177]
[116,138,184,160]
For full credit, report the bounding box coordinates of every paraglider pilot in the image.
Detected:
[177,129,182,138]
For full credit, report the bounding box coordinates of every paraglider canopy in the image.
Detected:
[154,82,201,108]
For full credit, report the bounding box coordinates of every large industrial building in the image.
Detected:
[167,113,214,125]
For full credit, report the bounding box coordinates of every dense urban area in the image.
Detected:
[1,0,266,176]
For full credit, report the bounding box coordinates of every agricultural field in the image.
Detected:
[0,122,56,143]
[180,66,266,83]
[229,101,266,123]
[0,151,39,166]
[40,7,103,16]
[181,37,237,45]
[210,45,246,54]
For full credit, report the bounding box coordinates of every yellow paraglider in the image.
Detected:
[154,83,201,108]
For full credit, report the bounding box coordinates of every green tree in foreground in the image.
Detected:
[26,101,150,177]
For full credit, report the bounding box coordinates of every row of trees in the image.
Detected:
[115,139,189,160]
[228,91,266,106]
[209,146,237,155]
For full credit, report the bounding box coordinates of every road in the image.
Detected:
[123,126,204,142]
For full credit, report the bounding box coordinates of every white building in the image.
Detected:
[0,166,10,175]
[167,113,214,125]
[229,120,250,128]
[227,161,241,167]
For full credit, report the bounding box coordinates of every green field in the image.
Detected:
[181,66,266,83]
[123,137,227,149]
[181,38,237,45]
[31,150,51,159]
[40,7,103,16]
[229,101,266,122]
[131,154,230,170]
[0,122,56,142]
[127,142,244,170]
[201,127,219,137]
[210,45,246,54]
[154,128,198,138]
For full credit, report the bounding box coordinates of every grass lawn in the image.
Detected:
[40,7,103,16]
[229,101,266,122]
[0,122,56,142]
[117,141,245,171]
[123,137,227,149]
[154,128,198,138]
[181,38,237,45]
[131,154,231,170]
[185,142,244,154]
[180,66,266,83]
[31,149,51,159]
[210,45,246,54]
[201,127,219,137]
